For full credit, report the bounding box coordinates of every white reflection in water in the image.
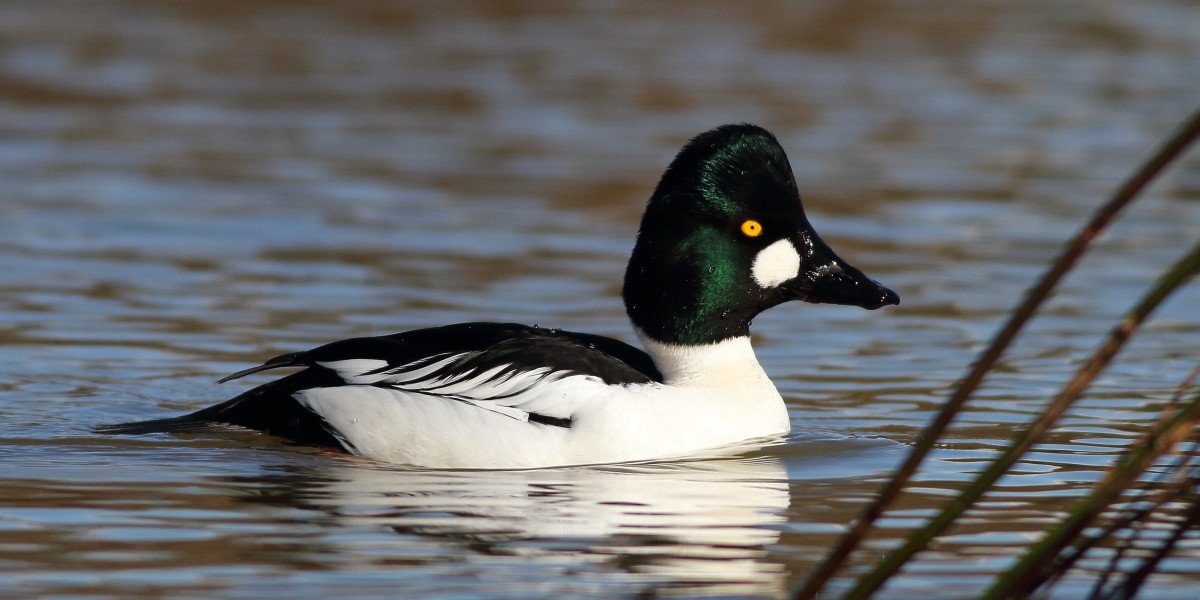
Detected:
[271,456,790,595]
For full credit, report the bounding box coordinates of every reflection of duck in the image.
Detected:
[99,124,897,468]
[248,455,792,597]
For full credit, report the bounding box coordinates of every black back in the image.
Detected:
[305,323,661,386]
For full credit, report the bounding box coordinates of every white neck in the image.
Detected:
[635,329,772,387]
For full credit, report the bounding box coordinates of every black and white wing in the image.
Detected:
[96,323,661,448]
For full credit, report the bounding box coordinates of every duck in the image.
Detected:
[97,124,899,469]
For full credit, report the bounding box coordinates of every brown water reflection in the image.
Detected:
[2,1,1200,598]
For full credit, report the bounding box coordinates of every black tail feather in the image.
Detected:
[93,415,242,436]
[95,368,347,450]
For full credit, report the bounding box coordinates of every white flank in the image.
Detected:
[750,239,801,288]
[292,333,794,468]
[291,333,792,468]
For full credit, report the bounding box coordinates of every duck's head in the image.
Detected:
[623,124,899,346]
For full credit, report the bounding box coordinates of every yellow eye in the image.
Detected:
[740,219,763,237]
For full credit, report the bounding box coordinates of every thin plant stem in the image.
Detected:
[793,106,1200,600]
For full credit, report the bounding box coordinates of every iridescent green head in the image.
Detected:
[623,124,898,345]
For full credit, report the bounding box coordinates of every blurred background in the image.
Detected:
[1,1,1199,598]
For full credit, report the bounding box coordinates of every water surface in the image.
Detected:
[2,1,1200,598]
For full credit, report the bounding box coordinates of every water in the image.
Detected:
[2,1,1200,598]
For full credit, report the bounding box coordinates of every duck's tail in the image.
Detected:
[93,367,346,449]
[93,413,231,436]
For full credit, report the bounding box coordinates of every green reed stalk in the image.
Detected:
[793,106,1200,600]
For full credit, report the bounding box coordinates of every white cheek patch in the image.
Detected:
[751,239,802,288]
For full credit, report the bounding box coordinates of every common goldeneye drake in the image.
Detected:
[98,124,898,469]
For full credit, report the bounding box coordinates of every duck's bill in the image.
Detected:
[784,273,899,309]
[780,252,899,310]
